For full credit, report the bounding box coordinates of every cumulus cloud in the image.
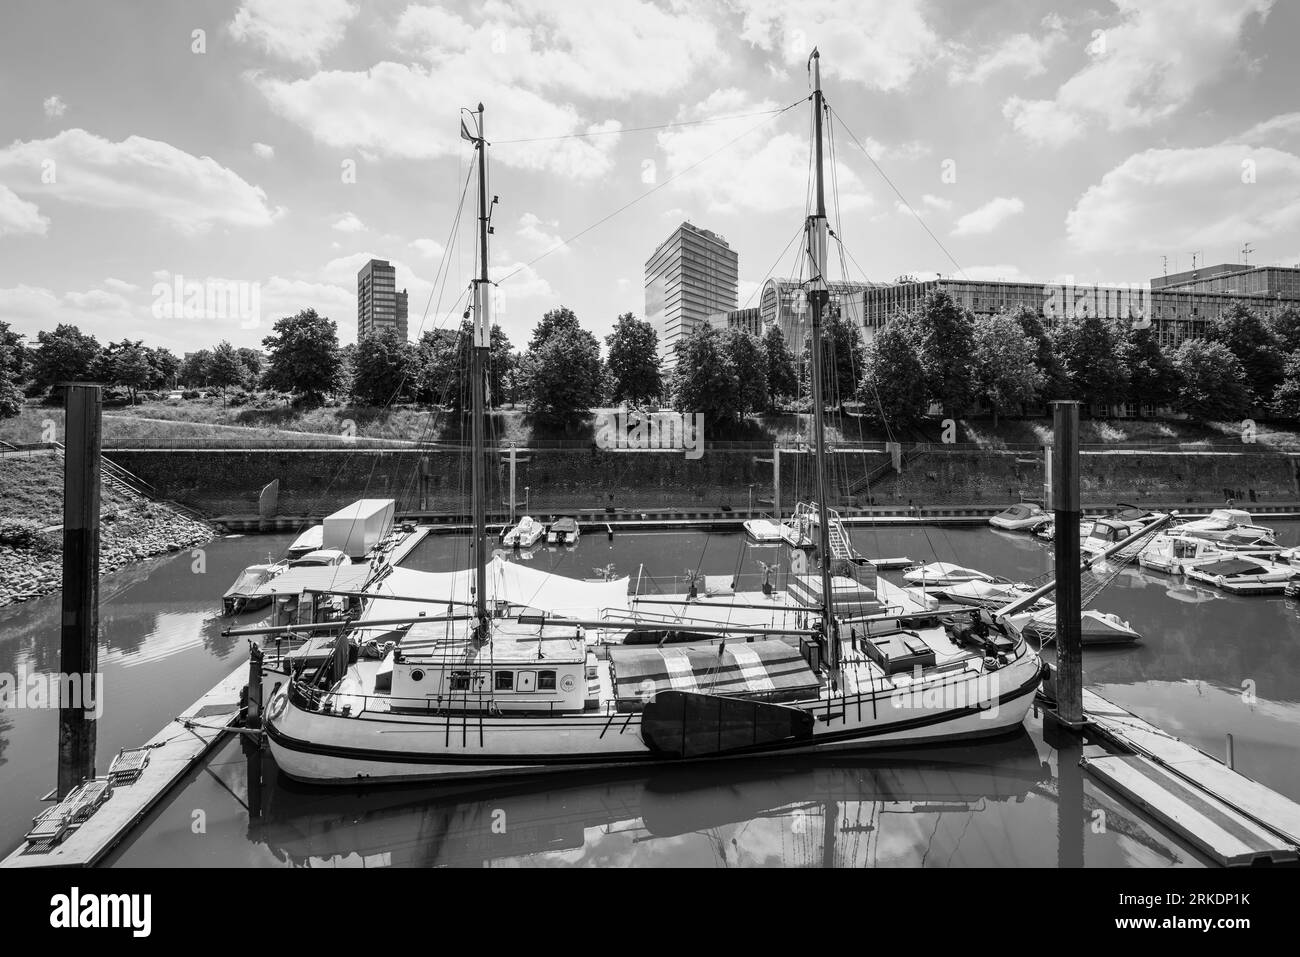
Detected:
[516,212,565,254]
[1003,0,1274,145]
[229,0,357,65]
[952,196,1025,236]
[43,95,67,118]
[948,16,1068,85]
[252,142,275,159]
[410,238,445,258]
[733,0,938,92]
[0,184,49,237]
[0,129,279,233]
[657,89,872,214]
[332,212,365,233]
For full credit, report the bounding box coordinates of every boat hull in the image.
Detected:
[265,652,1044,785]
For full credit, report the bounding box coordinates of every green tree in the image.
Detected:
[413,328,458,405]
[604,312,662,407]
[235,347,263,387]
[856,320,926,432]
[529,305,580,351]
[1008,305,1063,399]
[261,308,342,404]
[1268,305,1300,355]
[802,312,865,411]
[1271,351,1300,422]
[0,321,28,384]
[32,324,101,395]
[207,341,249,390]
[1049,314,1127,412]
[671,323,741,424]
[762,323,797,410]
[351,328,414,406]
[900,289,973,415]
[146,347,180,391]
[726,329,768,415]
[180,349,212,387]
[1118,324,1180,411]
[102,339,154,402]
[0,336,22,418]
[527,323,603,424]
[1173,339,1249,422]
[971,314,1044,426]
[1206,301,1283,407]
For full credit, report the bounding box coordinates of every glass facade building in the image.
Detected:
[357,259,409,342]
[645,223,738,372]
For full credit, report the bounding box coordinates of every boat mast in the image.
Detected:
[806,50,838,671]
[471,103,491,639]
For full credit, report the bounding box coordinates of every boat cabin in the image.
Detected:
[390,624,591,713]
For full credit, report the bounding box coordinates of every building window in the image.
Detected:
[538,670,557,691]
[494,671,514,691]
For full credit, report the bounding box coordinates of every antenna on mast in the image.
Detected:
[1242,242,1254,265]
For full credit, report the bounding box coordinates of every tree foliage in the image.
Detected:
[762,323,797,410]
[1119,324,1180,410]
[801,312,864,410]
[32,324,101,394]
[261,309,342,404]
[351,327,415,406]
[1049,314,1127,411]
[726,330,768,415]
[1173,339,1249,422]
[899,290,973,414]
[1206,301,1283,406]
[604,312,662,407]
[671,323,741,424]
[856,320,926,431]
[970,314,1044,423]
[525,319,603,424]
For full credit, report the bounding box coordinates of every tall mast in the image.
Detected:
[806,50,838,671]
[471,103,490,637]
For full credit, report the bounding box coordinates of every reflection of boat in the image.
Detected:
[989,503,1048,531]
[222,564,282,616]
[1185,555,1299,595]
[502,516,544,548]
[1176,508,1276,550]
[286,525,324,561]
[903,562,996,587]
[546,517,580,545]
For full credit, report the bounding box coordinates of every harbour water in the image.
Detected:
[2,523,1298,867]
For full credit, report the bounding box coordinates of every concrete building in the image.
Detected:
[645,223,738,371]
[759,278,873,348]
[860,266,1300,349]
[707,306,763,337]
[357,259,409,341]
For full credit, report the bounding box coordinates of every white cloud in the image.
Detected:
[948,16,1068,84]
[0,184,49,237]
[860,136,930,162]
[410,238,445,258]
[43,95,67,118]
[229,0,357,65]
[1066,143,1300,253]
[961,264,1034,282]
[0,283,140,340]
[516,212,565,254]
[396,1,720,100]
[734,0,938,91]
[952,196,1025,236]
[921,193,952,211]
[332,212,365,233]
[103,277,139,293]
[254,62,622,179]
[0,129,279,233]
[1236,112,1300,147]
[657,89,872,214]
[738,278,764,306]
[252,142,275,159]
[1004,0,1274,144]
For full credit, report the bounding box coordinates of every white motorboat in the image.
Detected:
[1138,533,1277,575]
[1080,506,1167,556]
[1004,606,1143,645]
[285,525,324,561]
[902,562,996,587]
[546,517,581,545]
[989,503,1048,531]
[1185,555,1300,595]
[289,548,349,568]
[743,518,787,543]
[222,563,283,616]
[941,578,1036,607]
[502,515,545,548]
[1176,508,1276,550]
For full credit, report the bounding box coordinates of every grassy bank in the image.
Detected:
[0,453,212,606]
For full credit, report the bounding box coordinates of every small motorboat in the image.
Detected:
[285,525,324,561]
[1138,533,1276,575]
[1184,555,1299,595]
[743,519,786,543]
[502,515,545,548]
[1079,506,1167,556]
[547,517,581,545]
[989,502,1048,531]
[1177,508,1276,550]
[1007,606,1143,645]
[289,548,349,568]
[222,563,282,616]
[902,562,995,587]
[941,578,1035,607]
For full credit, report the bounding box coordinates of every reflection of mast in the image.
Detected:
[806,49,838,671]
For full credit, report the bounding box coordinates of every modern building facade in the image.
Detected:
[860,264,1300,348]
[357,259,409,341]
[645,223,738,371]
[707,306,763,337]
[759,278,873,348]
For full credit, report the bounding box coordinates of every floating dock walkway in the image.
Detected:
[1081,688,1300,867]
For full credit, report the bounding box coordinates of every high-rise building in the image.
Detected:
[357,259,409,341]
[645,222,738,371]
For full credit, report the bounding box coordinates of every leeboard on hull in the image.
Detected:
[641,690,815,757]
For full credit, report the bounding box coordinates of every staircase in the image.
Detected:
[50,442,207,521]
[848,444,929,498]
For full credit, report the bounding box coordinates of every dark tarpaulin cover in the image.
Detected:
[609,639,818,710]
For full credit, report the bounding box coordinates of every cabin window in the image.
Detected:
[449,671,471,691]
[495,671,514,691]
[538,670,557,691]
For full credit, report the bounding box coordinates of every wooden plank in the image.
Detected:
[1083,688,1300,847]
[1,660,247,869]
[1083,754,1296,866]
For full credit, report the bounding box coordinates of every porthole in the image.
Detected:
[410,669,426,682]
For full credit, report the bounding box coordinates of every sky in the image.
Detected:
[1,0,1299,357]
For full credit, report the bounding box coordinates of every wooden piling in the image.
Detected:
[58,383,101,799]
[1052,400,1083,727]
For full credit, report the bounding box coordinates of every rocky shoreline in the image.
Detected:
[0,506,212,607]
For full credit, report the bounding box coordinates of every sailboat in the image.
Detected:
[259,55,1045,785]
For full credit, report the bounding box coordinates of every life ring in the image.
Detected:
[268,691,288,720]
[560,674,577,693]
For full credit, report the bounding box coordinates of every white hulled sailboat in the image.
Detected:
[260,55,1045,784]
